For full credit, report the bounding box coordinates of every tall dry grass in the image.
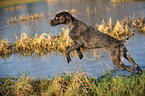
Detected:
[110,0,145,3]
[0,65,145,96]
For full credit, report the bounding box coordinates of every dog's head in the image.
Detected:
[49,11,73,26]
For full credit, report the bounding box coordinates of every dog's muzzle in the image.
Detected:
[49,20,54,26]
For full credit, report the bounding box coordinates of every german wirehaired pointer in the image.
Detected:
[49,11,142,75]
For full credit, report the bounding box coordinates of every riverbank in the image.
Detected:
[0,69,144,95]
[110,0,145,3]
[0,0,46,8]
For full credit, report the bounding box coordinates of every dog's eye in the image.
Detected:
[55,17,59,20]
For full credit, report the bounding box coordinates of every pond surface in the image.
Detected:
[0,0,145,78]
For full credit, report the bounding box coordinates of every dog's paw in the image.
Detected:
[67,58,71,63]
[79,53,83,59]
[66,54,71,63]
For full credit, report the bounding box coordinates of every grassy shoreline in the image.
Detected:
[110,0,145,3]
[0,0,46,8]
[0,69,144,95]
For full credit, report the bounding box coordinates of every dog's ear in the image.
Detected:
[65,15,73,23]
[59,16,65,21]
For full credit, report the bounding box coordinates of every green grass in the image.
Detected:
[0,0,46,8]
[0,69,145,96]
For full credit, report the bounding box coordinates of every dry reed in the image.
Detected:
[4,5,26,11]
[7,12,49,24]
[12,28,73,56]
[110,0,145,3]
[0,38,12,59]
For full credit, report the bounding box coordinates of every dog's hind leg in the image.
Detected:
[122,45,142,75]
[110,46,134,76]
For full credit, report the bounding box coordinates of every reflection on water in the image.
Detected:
[0,0,145,78]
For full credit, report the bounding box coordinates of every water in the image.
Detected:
[0,0,145,78]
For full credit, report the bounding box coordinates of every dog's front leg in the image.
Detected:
[66,43,82,63]
[76,47,83,59]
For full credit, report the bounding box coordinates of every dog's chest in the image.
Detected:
[69,30,80,41]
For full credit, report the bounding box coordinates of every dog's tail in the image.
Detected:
[120,33,134,44]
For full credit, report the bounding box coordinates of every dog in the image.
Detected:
[49,11,142,75]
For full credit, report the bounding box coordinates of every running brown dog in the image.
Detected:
[49,11,142,75]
